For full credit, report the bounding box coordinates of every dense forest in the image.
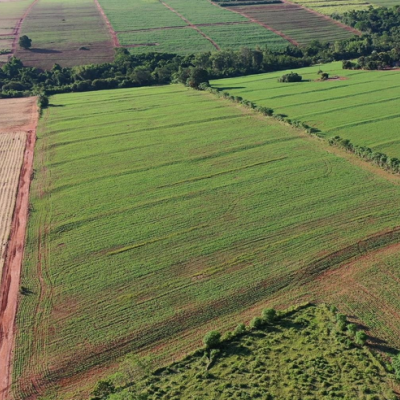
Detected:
[1,6,400,98]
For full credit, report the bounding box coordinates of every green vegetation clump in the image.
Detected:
[100,305,395,400]
[278,72,302,82]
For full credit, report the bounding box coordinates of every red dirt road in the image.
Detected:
[0,99,38,400]
[93,0,120,47]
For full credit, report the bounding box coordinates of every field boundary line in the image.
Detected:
[159,0,221,50]
[93,0,120,47]
[0,99,38,400]
[281,0,362,36]
[9,0,40,61]
[116,21,252,34]
[213,1,299,46]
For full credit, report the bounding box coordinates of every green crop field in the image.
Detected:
[98,0,289,53]
[112,304,395,400]
[14,84,400,399]
[212,62,400,159]
[119,27,217,54]
[233,3,354,44]
[15,0,114,69]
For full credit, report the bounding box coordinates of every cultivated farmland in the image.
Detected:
[98,0,289,54]
[14,85,400,399]
[0,0,35,63]
[212,62,400,159]
[231,3,355,45]
[15,0,114,69]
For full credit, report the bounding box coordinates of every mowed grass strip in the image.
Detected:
[14,85,400,398]
[119,27,217,54]
[211,62,400,159]
[290,0,371,15]
[15,0,114,69]
[234,3,354,44]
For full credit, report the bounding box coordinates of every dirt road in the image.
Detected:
[0,98,38,400]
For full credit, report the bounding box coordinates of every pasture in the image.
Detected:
[211,62,400,159]
[15,0,114,69]
[232,3,355,45]
[14,85,400,398]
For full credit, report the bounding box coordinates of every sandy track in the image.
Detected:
[160,0,221,50]
[93,0,120,47]
[0,98,38,400]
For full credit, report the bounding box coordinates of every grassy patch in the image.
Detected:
[109,304,395,400]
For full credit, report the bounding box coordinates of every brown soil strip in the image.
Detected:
[93,0,120,47]
[9,0,40,60]
[116,20,251,34]
[0,99,38,400]
[215,1,299,46]
[160,0,221,50]
[281,0,361,36]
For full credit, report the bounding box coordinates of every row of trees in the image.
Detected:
[328,136,400,174]
[2,6,400,99]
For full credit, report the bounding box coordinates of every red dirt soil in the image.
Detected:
[160,0,221,50]
[0,99,38,400]
[93,0,120,47]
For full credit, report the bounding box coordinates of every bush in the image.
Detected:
[355,331,367,346]
[38,94,49,109]
[278,72,302,83]
[262,308,277,324]
[92,380,115,399]
[233,323,246,336]
[250,317,264,330]
[347,323,357,336]
[203,331,221,349]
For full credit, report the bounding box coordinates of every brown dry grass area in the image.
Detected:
[0,96,38,400]
[0,97,38,133]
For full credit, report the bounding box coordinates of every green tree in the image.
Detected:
[262,308,277,324]
[203,331,221,349]
[355,331,367,345]
[19,35,32,50]
[92,380,115,399]
[250,317,263,330]
[347,323,357,337]
[233,323,246,336]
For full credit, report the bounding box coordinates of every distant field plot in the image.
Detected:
[15,0,114,69]
[14,85,400,398]
[233,3,355,44]
[162,0,246,24]
[290,0,371,15]
[212,62,400,159]
[200,22,289,50]
[119,27,217,54]
[97,0,187,31]
[0,0,33,35]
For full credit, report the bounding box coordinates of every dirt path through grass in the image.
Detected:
[93,0,120,47]
[0,98,38,400]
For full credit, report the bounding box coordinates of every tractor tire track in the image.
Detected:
[160,0,221,50]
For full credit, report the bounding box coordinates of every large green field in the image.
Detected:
[14,84,400,398]
[212,62,400,159]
